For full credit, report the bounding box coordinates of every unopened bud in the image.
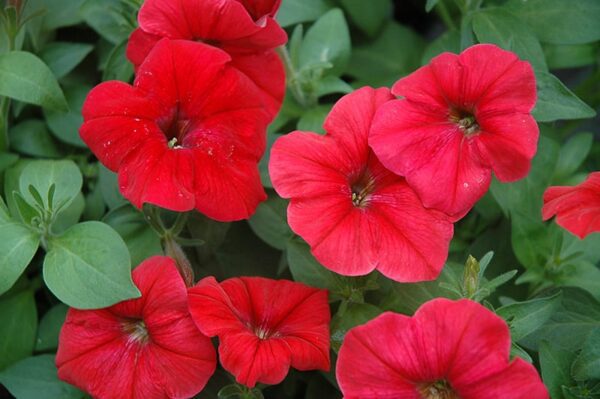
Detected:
[463,255,480,298]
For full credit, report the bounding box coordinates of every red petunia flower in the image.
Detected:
[543,172,600,239]
[337,298,549,399]
[81,39,270,221]
[269,87,454,282]
[126,0,286,117]
[56,256,217,399]
[188,276,330,388]
[369,44,539,220]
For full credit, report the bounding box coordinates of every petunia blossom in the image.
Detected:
[81,39,270,221]
[337,298,549,399]
[369,44,539,220]
[269,87,454,282]
[188,276,330,388]
[126,0,286,117]
[56,256,216,399]
[543,172,600,239]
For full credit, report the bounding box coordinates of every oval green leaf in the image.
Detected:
[0,51,68,111]
[43,221,140,309]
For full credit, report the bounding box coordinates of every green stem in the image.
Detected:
[276,45,308,108]
[436,0,457,30]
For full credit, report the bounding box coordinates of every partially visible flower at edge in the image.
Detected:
[543,171,600,239]
[56,256,217,399]
[336,298,549,399]
[188,276,330,388]
[126,0,287,118]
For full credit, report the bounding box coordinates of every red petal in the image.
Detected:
[415,299,510,387]
[126,28,161,69]
[118,141,196,212]
[80,81,163,171]
[391,62,448,111]
[460,44,536,114]
[229,50,285,118]
[188,276,249,336]
[269,132,352,200]
[370,100,491,219]
[543,172,600,239]
[337,299,518,398]
[336,312,421,398]
[238,0,281,19]
[369,178,453,282]
[112,257,188,320]
[287,196,377,276]
[231,278,330,371]
[133,39,231,119]
[323,86,393,162]
[460,358,549,399]
[190,147,266,221]
[138,0,286,50]
[219,331,291,387]
[476,112,539,182]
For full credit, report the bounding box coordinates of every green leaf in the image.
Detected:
[472,8,547,72]
[520,287,600,351]
[0,222,40,295]
[43,221,140,309]
[0,289,37,370]
[44,85,90,148]
[347,22,425,87]
[571,327,600,380]
[554,133,593,181]
[258,133,280,188]
[98,165,127,209]
[0,51,68,111]
[248,194,293,250]
[426,0,440,12]
[9,119,62,158]
[297,105,329,134]
[496,292,562,341]
[35,304,68,352]
[544,43,600,70]
[298,8,351,77]
[51,192,85,235]
[276,0,331,27]
[533,72,596,122]
[102,40,134,82]
[27,0,86,30]
[422,29,461,64]
[505,0,600,44]
[0,355,83,399]
[103,204,162,266]
[540,340,576,399]
[379,264,462,314]
[340,0,391,37]
[80,0,136,44]
[331,302,382,352]
[39,42,94,79]
[286,238,342,293]
[315,76,353,97]
[19,160,82,213]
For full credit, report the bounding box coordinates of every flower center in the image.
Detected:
[122,319,150,344]
[350,171,376,208]
[418,380,460,399]
[158,103,193,146]
[252,325,281,340]
[449,108,479,137]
